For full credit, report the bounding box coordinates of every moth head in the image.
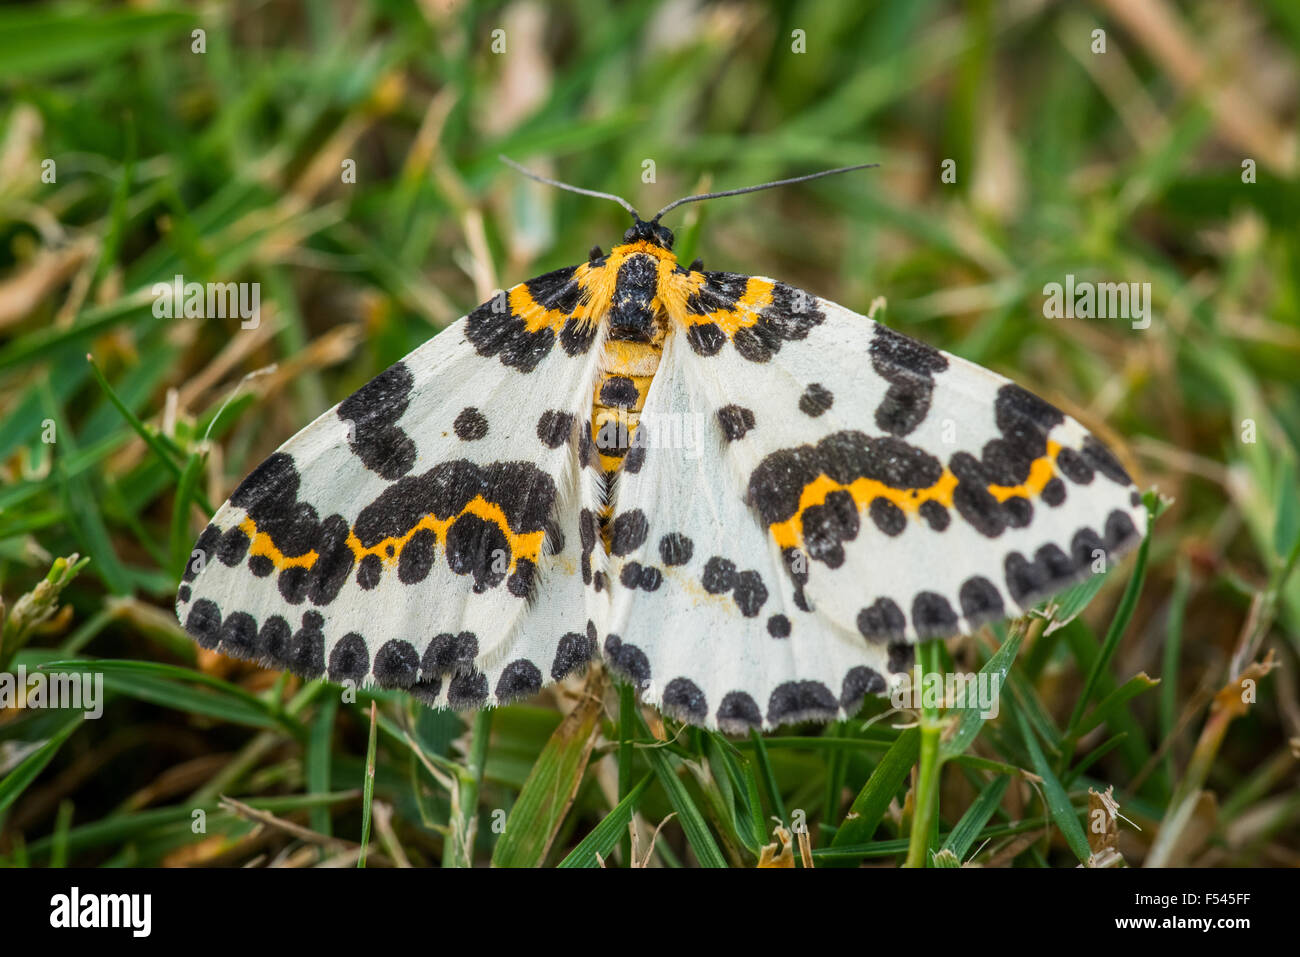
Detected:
[623,217,675,250]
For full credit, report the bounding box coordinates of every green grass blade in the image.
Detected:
[1016,709,1090,863]
[557,772,653,868]
[358,701,378,868]
[636,714,726,868]
[307,696,338,837]
[1064,500,1157,741]
[940,622,1025,759]
[829,727,920,860]
[941,775,1009,860]
[0,713,83,814]
[492,693,603,867]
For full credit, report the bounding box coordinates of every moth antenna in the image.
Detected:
[651,163,878,222]
[499,155,641,220]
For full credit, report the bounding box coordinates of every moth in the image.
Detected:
[176,160,1146,732]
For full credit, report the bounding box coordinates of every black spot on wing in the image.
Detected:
[495,659,542,703]
[857,597,905,643]
[256,616,291,665]
[328,633,370,683]
[610,509,649,557]
[733,571,768,617]
[716,691,762,734]
[686,322,726,356]
[662,677,708,723]
[801,489,859,568]
[717,405,755,442]
[355,554,383,590]
[536,410,573,449]
[658,532,693,566]
[453,407,489,441]
[624,444,647,474]
[918,500,950,531]
[373,639,420,688]
[841,666,886,712]
[1083,435,1133,486]
[869,324,949,436]
[448,670,489,708]
[218,611,257,656]
[768,681,838,726]
[184,598,222,650]
[310,515,355,604]
[701,557,737,594]
[185,525,221,582]
[338,362,417,479]
[888,641,915,674]
[798,383,834,417]
[398,528,436,584]
[603,633,651,690]
[868,497,906,536]
[552,625,597,680]
[958,576,1005,625]
[1041,477,1067,507]
[422,631,478,677]
[217,526,249,566]
[288,612,326,678]
[911,591,958,640]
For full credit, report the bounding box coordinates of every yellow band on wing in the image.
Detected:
[239,496,546,575]
[768,441,1061,550]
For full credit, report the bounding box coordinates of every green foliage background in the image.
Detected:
[0,0,1297,867]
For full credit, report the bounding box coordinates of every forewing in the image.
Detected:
[176,265,608,708]
[676,271,1146,660]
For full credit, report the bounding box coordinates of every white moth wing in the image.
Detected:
[675,274,1146,670]
[603,333,894,732]
[177,268,608,708]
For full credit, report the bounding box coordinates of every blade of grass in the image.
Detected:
[940,617,1030,760]
[1062,498,1158,760]
[0,712,83,814]
[828,727,920,863]
[906,639,943,867]
[443,709,491,867]
[941,775,1010,860]
[307,695,338,837]
[558,772,653,868]
[1017,708,1090,863]
[168,451,208,580]
[634,711,726,868]
[492,689,603,867]
[748,728,787,822]
[358,700,378,868]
